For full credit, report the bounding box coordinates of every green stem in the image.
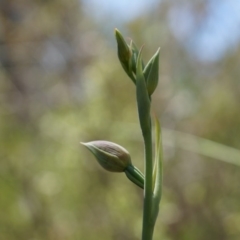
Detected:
[142,119,154,240]
[125,164,144,189]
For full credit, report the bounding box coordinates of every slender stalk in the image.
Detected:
[142,118,154,240]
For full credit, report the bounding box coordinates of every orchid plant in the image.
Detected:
[82,29,163,240]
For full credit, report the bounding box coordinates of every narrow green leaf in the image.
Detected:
[152,113,160,190]
[136,48,151,136]
[152,116,163,224]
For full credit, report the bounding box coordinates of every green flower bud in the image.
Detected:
[81,140,132,172]
[115,29,131,65]
[81,140,145,189]
[115,28,135,83]
[143,48,160,96]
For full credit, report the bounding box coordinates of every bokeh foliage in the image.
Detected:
[0,0,240,239]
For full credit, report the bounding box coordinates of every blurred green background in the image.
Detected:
[1,0,240,239]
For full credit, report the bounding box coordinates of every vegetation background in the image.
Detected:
[0,0,240,239]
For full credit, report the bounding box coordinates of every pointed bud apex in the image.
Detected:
[81,141,132,172]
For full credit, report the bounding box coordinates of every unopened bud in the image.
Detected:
[81,140,132,172]
[143,48,160,96]
[115,29,135,83]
